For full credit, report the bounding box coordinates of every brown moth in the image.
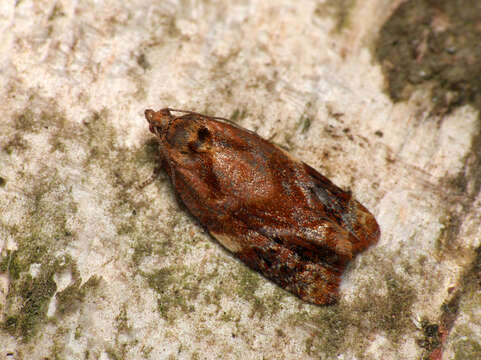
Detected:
[144,108,380,305]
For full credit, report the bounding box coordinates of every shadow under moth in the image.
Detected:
[144,108,380,305]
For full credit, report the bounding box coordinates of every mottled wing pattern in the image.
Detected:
[145,108,380,306]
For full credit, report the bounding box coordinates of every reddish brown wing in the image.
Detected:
[164,159,348,304]
[209,158,379,306]
[149,109,379,305]
[302,163,380,255]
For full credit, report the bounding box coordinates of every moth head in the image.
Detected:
[145,108,213,158]
[145,108,173,137]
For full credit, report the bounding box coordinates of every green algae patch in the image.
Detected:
[441,246,481,359]
[14,108,68,134]
[288,254,418,358]
[0,172,80,342]
[0,101,128,343]
[229,108,248,123]
[314,0,356,33]
[452,326,481,360]
[80,109,118,167]
[2,267,57,340]
[55,275,102,315]
[375,0,481,115]
[144,266,198,322]
[231,266,284,319]
[0,255,77,341]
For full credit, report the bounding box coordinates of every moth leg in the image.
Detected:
[137,164,164,190]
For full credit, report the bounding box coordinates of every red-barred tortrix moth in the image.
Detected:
[144,108,380,305]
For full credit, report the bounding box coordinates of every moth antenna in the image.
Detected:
[165,108,238,125]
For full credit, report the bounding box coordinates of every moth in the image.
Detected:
[144,108,380,305]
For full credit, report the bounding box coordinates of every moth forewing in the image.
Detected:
[145,108,380,305]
